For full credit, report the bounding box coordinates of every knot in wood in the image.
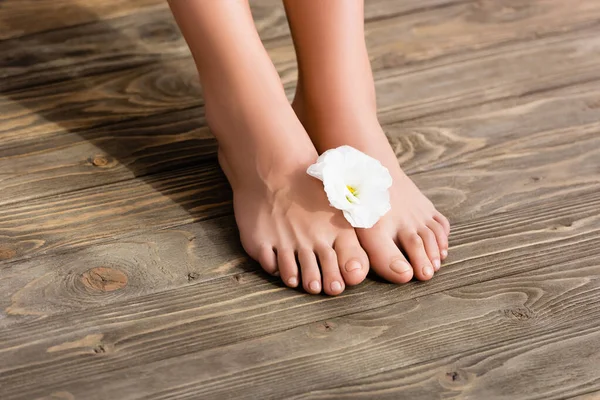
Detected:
[316,321,337,333]
[187,272,200,282]
[440,369,472,388]
[90,155,113,168]
[81,267,128,292]
[503,306,534,321]
[0,247,16,260]
[446,371,461,382]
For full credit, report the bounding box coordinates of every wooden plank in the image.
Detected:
[0,0,164,40]
[3,0,600,145]
[1,70,598,265]
[0,195,598,398]
[0,0,471,92]
[0,1,287,92]
[0,107,217,205]
[0,0,464,41]
[0,163,232,264]
[374,29,600,125]
[2,78,599,207]
[30,261,600,400]
[1,28,599,209]
[1,184,598,328]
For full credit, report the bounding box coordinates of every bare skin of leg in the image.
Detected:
[168,0,369,295]
[283,0,451,282]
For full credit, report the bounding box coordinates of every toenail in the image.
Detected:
[390,260,411,274]
[433,259,441,270]
[288,277,298,286]
[441,249,448,258]
[331,281,342,293]
[272,270,280,277]
[309,281,321,292]
[345,260,362,272]
[423,265,434,278]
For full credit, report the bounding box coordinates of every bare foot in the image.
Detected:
[209,96,369,295]
[168,0,369,294]
[293,91,450,283]
[282,0,450,283]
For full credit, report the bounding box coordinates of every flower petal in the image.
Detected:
[307,145,393,228]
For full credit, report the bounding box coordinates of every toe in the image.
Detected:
[434,212,451,237]
[358,229,413,284]
[257,244,278,276]
[398,232,434,281]
[333,231,369,286]
[316,244,345,296]
[427,219,449,260]
[277,249,299,288]
[298,249,322,294]
[417,227,441,272]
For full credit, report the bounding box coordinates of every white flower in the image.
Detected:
[307,145,392,229]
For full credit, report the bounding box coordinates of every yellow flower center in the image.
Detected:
[346,185,360,203]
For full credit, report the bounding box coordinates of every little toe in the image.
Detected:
[257,244,278,276]
[358,230,413,284]
[333,231,369,286]
[417,227,441,271]
[298,249,322,294]
[398,232,435,281]
[316,245,345,296]
[427,219,449,261]
[277,249,299,288]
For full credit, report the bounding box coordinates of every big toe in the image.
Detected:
[334,231,369,286]
[357,229,413,284]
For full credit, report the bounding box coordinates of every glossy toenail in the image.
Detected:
[288,277,298,286]
[345,260,362,272]
[331,281,342,292]
[309,281,321,292]
[441,250,448,258]
[423,265,434,278]
[390,260,411,274]
[433,259,441,270]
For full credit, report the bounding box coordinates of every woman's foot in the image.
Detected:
[212,99,369,295]
[283,0,450,283]
[168,0,368,295]
[293,90,450,283]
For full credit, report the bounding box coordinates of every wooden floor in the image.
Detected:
[1,0,600,398]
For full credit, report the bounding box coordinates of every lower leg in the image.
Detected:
[284,0,451,282]
[168,0,369,294]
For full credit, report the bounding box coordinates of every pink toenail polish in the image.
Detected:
[345,260,362,272]
[309,281,321,292]
[433,259,441,270]
[331,281,342,293]
[442,250,448,258]
[288,277,298,286]
[423,265,434,278]
[390,260,411,274]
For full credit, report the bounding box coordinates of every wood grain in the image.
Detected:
[1,27,599,210]
[1,206,598,399]
[0,0,465,41]
[3,0,600,145]
[1,87,598,264]
[0,0,471,93]
[1,182,598,328]
[1,0,600,398]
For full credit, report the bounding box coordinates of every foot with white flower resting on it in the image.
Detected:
[168,0,369,295]
[285,0,451,283]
